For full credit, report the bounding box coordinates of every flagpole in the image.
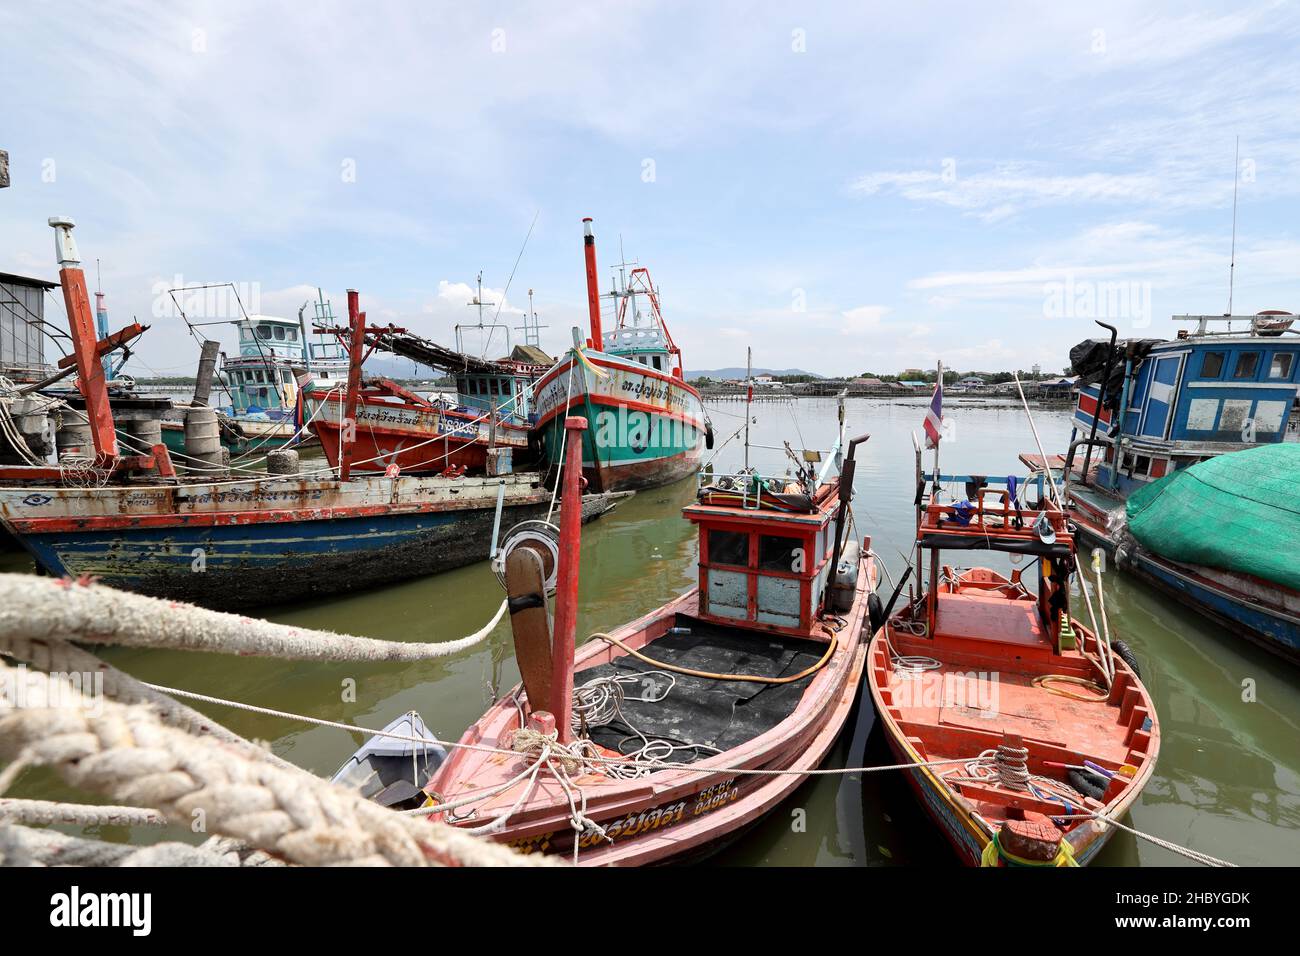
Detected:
[931,359,942,492]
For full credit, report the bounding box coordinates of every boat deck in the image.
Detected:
[933,591,1046,650]
[579,615,825,763]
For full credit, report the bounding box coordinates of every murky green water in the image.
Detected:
[5,397,1297,865]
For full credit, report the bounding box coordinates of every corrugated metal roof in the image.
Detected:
[0,271,59,289]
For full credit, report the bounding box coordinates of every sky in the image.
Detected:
[3,1,1299,377]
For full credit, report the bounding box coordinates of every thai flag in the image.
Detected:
[923,377,943,448]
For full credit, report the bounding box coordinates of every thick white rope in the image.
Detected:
[0,661,549,867]
[0,631,302,773]
[0,575,506,662]
[0,797,166,828]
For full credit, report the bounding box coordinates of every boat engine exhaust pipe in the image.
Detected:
[582,217,603,348]
[1081,320,1118,487]
[825,432,871,610]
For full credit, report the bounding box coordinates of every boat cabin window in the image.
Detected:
[1201,351,1225,378]
[652,355,663,371]
[257,325,272,340]
[273,326,285,340]
[1233,352,1260,379]
[758,534,801,572]
[1269,352,1294,379]
[287,327,298,341]
[708,529,749,567]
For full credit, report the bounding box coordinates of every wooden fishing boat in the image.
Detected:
[412,418,877,864]
[303,374,533,476]
[0,217,621,609]
[530,219,710,494]
[868,461,1159,866]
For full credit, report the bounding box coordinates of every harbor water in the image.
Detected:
[4,397,1297,866]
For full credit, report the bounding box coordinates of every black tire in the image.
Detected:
[868,592,885,634]
[1068,768,1108,801]
[1112,639,1141,680]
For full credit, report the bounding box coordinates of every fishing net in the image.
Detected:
[1125,443,1300,591]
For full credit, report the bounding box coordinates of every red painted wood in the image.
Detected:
[582,218,603,346]
[58,265,117,460]
[550,415,587,743]
[338,290,366,481]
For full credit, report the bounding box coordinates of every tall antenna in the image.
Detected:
[1228,135,1240,316]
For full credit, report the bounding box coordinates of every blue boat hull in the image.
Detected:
[20,503,551,610]
[1073,520,1300,665]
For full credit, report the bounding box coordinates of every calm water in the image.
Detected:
[5,397,1298,866]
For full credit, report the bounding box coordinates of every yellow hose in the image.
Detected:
[1033,674,1109,702]
[590,630,838,685]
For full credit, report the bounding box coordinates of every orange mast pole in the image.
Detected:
[49,217,117,461]
[582,217,603,348]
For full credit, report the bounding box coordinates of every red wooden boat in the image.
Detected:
[416,420,879,864]
[868,460,1159,866]
[304,375,533,475]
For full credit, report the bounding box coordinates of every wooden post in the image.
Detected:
[192,339,221,406]
[338,289,365,481]
[49,218,117,461]
[550,415,588,743]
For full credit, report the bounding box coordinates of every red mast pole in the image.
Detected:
[549,414,588,743]
[338,289,365,481]
[49,217,117,462]
[582,217,603,349]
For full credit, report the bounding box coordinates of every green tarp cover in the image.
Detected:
[1125,443,1300,591]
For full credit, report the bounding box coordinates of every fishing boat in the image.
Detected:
[868,443,1159,866]
[301,325,545,476]
[386,414,877,864]
[0,217,621,610]
[529,219,711,493]
[1038,314,1300,662]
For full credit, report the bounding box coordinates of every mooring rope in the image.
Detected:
[0,661,548,867]
[0,575,507,662]
[0,798,166,828]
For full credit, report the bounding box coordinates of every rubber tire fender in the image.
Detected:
[1112,639,1141,680]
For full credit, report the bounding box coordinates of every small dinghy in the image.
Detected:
[414,417,879,864]
[331,711,446,811]
[868,457,1159,867]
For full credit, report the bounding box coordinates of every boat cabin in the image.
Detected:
[223,314,348,417]
[684,474,842,638]
[599,265,685,378]
[453,365,535,423]
[1073,313,1300,495]
[915,473,1076,657]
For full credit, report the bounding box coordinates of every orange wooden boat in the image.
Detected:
[868,461,1159,867]
[417,419,879,864]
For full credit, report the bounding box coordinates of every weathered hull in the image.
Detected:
[532,352,706,493]
[0,473,550,609]
[304,391,531,475]
[1071,491,1300,664]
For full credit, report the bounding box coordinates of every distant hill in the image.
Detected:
[686,367,820,380]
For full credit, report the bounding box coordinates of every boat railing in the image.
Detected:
[602,327,668,352]
[696,470,812,510]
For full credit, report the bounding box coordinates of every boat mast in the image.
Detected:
[582,218,604,348]
[744,347,752,471]
[338,289,366,481]
[1228,135,1239,318]
[931,359,942,493]
[50,217,117,462]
